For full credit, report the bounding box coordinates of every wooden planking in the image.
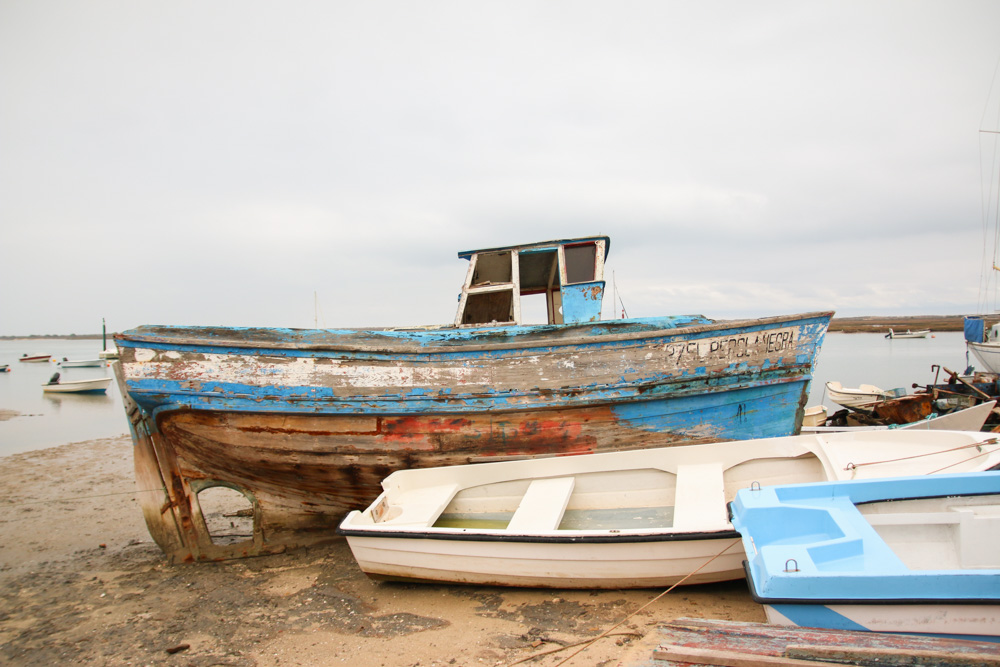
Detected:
[619,618,1000,667]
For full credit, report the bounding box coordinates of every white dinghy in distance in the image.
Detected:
[338,430,1000,589]
[42,376,112,394]
[825,381,890,411]
[59,358,105,368]
[885,328,930,339]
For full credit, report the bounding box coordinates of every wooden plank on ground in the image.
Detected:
[653,644,828,666]
[785,644,1000,667]
[617,618,1000,667]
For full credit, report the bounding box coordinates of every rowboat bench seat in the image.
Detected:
[671,463,729,531]
[392,483,460,526]
[506,477,576,533]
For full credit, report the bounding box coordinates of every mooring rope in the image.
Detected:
[845,438,998,472]
[0,487,165,507]
[508,537,743,667]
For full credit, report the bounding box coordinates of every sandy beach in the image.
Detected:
[0,436,765,666]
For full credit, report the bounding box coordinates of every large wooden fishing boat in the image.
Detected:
[113,236,832,562]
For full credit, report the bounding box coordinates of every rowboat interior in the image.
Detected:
[348,430,1000,539]
[858,494,1000,571]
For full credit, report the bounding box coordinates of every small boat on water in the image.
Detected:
[338,430,1000,589]
[884,328,930,339]
[731,471,1000,641]
[19,354,51,363]
[59,357,105,368]
[113,236,833,563]
[825,381,894,411]
[0,364,9,373]
[42,374,112,394]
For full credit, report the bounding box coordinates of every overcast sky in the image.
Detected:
[3,1,1000,336]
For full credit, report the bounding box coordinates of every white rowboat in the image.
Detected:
[339,430,1000,589]
[59,358,105,368]
[42,377,112,394]
[19,354,51,363]
[825,381,890,410]
[885,329,930,339]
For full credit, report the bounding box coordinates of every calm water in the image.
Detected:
[0,339,128,457]
[0,331,976,458]
[807,331,972,407]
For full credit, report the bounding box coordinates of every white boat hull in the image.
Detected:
[42,377,112,393]
[59,359,105,368]
[19,355,51,363]
[825,381,888,410]
[968,341,1000,374]
[340,431,1000,588]
[348,533,743,588]
[886,329,930,339]
[763,603,1000,640]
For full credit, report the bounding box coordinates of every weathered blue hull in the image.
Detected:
[114,311,831,562]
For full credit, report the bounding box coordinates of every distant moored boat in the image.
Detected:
[41,375,111,394]
[59,357,105,368]
[885,328,930,339]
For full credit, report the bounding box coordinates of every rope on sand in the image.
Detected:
[0,487,165,506]
[507,537,744,666]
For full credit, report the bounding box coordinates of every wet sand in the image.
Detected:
[0,436,765,666]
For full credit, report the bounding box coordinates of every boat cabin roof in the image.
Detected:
[457,236,611,260]
[454,236,610,327]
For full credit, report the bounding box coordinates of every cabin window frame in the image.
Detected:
[454,238,607,327]
[454,251,521,326]
[559,241,605,286]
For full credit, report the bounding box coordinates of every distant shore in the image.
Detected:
[0,333,110,340]
[3,315,998,339]
[827,315,999,333]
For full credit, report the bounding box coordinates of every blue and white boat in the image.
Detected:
[112,236,832,562]
[731,471,1000,641]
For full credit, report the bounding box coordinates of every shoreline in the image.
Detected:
[827,315,997,333]
[0,435,764,666]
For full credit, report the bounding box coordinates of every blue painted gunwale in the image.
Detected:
[731,472,1000,603]
[117,313,831,429]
